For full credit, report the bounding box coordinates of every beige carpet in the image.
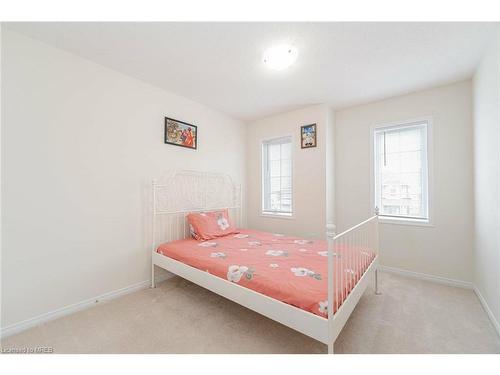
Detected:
[2,272,499,354]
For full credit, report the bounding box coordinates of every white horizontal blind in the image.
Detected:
[374,121,429,221]
[262,136,292,216]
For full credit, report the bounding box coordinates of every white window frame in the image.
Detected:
[260,135,294,219]
[370,117,433,227]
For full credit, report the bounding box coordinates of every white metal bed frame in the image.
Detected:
[150,170,380,354]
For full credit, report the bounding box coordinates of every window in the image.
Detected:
[373,120,430,223]
[262,136,293,216]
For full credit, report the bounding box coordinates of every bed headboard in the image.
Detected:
[151,170,242,250]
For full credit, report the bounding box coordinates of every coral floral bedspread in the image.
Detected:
[156,229,375,318]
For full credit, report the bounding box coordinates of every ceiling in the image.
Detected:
[5,22,497,121]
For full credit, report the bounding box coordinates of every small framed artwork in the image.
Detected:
[164,117,197,150]
[301,124,317,148]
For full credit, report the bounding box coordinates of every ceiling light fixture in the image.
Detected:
[263,44,298,71]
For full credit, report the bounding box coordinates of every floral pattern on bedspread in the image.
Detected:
[156,229,375,317]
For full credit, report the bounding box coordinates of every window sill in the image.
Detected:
[260,212,295,220]
[379,216,434,227]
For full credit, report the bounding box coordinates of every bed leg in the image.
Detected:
[151,263,156,289]
[375,269,381,295]
[328,343,334,354]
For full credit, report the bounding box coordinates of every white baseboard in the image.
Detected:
[378,265,473,289]
[379,265,500,337]
[1,273,174,339]
[473,286,500,337]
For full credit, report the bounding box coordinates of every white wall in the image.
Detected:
[1,30,246,329]
[473,28,500,329]
[325,108,335,225]
[335,81,474,282]
[246,104,333,238]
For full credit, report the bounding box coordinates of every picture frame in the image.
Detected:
[301,123,317,149]
[164,117,197,150]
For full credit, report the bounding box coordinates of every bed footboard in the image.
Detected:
[326,209,380,354]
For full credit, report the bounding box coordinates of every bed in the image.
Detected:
[151,170,380,354]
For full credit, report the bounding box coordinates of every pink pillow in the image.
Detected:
[187,209,238,240]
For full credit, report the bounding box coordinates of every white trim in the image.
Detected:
[377,266,500,338]
[259,133,295,219]
[473,286,500,337]
[378,216,434,227]
[260,212,295,220]
[370,116,434,226]
[379,265,473,289]
[0,273,173,339]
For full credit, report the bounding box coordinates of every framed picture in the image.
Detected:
[164,117,197,150]
[301,124,317,148]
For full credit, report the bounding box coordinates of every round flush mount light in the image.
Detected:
[263,44,298,71]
